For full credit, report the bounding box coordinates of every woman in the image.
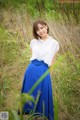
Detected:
[19,20,59,120]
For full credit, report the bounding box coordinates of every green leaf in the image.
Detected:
[11,110,20,120]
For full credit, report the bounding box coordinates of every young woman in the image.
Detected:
[19,20,59,120]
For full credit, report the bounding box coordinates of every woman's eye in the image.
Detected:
[36,27,43,32]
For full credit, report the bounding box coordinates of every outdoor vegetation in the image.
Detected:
[0,0,80,120]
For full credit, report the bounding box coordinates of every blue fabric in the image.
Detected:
[21,59,54,120]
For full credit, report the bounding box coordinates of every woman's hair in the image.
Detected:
[33,20,49,39]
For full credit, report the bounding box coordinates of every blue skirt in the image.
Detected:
[20,59,54,120]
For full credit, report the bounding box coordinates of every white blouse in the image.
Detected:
[30,36,59,67]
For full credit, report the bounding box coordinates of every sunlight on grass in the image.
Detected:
[0,5,80,119]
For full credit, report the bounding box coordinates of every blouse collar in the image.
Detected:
[39,36,50,43]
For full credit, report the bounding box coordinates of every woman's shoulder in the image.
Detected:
[30,39,37,48]
[49,36,60,51]
[30,38,38,44]
[49,36,59,45]
[30,38,37,42]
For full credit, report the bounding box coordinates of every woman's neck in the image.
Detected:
[40,34,49,40]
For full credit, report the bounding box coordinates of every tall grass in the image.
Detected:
[0,0,80,22]
[0,5,80,120]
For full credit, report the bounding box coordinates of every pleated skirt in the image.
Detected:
[19,59,54,120]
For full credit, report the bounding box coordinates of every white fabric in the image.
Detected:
[30,36,59,67]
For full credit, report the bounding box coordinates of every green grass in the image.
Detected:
[0,8,80,120]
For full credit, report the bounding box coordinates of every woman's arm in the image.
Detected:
[30,48,32,54]
[50,52,59,76]
[51,52,58,66]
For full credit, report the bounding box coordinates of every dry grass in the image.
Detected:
[0,8,80,120]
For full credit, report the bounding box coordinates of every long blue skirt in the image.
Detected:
[20,59,54,120]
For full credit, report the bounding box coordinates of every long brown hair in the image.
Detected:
[33,20,49,39]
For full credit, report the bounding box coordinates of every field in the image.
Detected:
[0,1,80,120]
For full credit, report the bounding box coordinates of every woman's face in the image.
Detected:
[36,23,48,38]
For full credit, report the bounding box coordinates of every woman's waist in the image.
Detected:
[30,59,49,67]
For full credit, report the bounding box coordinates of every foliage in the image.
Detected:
[0,1,80,119]
[0,0,80,22]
